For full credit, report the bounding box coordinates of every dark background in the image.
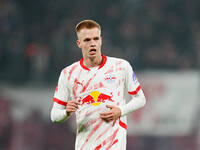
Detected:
[0,0,199,149]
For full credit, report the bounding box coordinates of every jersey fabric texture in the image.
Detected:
[53,55,141,150]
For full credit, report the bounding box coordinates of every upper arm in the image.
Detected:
[53,70,70,107]
[124,61,141,96]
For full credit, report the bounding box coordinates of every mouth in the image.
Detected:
[89,49,97,55]
[90,48,97,52]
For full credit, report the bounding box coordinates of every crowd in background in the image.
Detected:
[0,0,200,149]
[0,0,200,84]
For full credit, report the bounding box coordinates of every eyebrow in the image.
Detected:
[94,37,99,40]
[83,37,99,42]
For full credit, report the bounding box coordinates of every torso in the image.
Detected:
[63,56,128,150]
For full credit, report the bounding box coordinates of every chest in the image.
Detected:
[68,66,125,99]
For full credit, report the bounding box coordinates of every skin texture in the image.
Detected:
[77,27,102,68]
[66,27,121,122]
[99,105,121,122]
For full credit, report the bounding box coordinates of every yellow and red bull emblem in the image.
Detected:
[81,91,114,106]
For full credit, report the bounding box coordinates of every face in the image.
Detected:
[77,27,102,59]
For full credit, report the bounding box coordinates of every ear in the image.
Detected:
[76,40,81,48]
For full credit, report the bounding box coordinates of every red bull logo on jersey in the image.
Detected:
[81,91,114,106]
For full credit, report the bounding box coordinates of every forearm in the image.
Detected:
[51,102,69,123]
[119,90,146,116]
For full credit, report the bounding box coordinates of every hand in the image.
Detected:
[66,100,80,116]
[99,105,121,122]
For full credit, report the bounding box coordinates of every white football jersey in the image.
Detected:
[53,55,141,150]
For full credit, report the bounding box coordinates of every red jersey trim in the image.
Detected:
[98,54,107,69]
[119,118,127,130]
[128,85,141,95]
[53,97,67,106]
[80,58,90,71]
[79,54,107,71]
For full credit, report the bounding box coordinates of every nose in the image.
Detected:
[90,40,96,47]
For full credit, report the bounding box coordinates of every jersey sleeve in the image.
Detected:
[125,61,141,95]
[118,61,146,116]
[53,69,69,106]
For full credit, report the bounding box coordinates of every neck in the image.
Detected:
[83,55,103,68]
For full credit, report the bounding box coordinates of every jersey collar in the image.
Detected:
[80,54,107,71]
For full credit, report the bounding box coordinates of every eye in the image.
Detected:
[84,38,91,42]
[94,37,99,40]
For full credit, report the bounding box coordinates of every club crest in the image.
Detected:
[104,74,116,84]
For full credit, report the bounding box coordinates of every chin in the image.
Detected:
[88,54,97,59]
[88,52,97,57]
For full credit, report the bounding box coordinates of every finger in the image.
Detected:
[68,103,79,109]
[100,113,113,119]
[67,105,78,110]
[69,103,79,108]
[106,105,115,109]
[101,117,114,122]
[73,100,80,105]
[99,111,112,116]
[70,101,80,105]
[106,117,114,122]
[66,107,77,112]
[69,100,80,104]
[66,108,76,112]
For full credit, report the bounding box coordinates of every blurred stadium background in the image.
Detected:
[0,0,200,149]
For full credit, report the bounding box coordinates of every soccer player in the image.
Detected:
[51,19,146,150]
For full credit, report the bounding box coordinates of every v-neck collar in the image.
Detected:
[80,54,107,71]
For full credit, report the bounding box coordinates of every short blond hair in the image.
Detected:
[75,20,101,34]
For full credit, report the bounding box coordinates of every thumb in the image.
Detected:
[106,105,115,109]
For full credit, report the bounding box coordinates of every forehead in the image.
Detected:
[78,27,101,39]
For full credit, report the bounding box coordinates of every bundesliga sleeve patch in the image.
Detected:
[132,72,138,83]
